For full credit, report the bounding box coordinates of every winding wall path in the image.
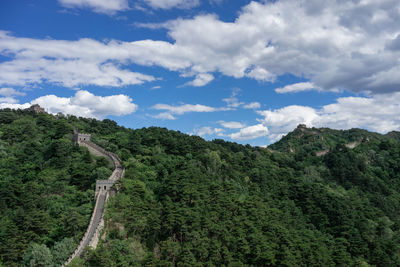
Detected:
[62,138,124,266]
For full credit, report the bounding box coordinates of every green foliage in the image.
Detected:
[22,243,53,267]
[51,238,76,266]
[62,122,396,266]
[3,109,400,266]
[0,110,110,266]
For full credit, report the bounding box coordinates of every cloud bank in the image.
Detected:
[2,0,400,92]
[259,92,400,142]
[230,124,269,140]
[275,82,318,94]
[0,90,137,119]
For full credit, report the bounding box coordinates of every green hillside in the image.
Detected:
[0,109,112,266]
[1,109,400,266]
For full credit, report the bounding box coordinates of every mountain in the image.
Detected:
[1,108,400,266]
[268,124,387,154]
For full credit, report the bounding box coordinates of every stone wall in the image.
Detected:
[73,133,91,143]
[62,138,124,267]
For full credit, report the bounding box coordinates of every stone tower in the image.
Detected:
[73,133,91,143]
[27,104,45,114]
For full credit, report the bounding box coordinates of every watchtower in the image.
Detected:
[95,180,114,197]
[73,133,91,143]
[27,104,46,114]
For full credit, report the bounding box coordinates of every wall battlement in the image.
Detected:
[73,133,91,143]
[96,180,114,196]
[62,134,124,267]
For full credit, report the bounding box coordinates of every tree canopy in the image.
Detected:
[1,109,400,266]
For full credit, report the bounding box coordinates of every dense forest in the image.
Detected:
[0,109,112,266]
[1,109,400,266]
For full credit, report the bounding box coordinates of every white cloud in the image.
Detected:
[0,87,25,97]
[143,0,199,9]
[222,96,243,108]
[59,0,129,14]
[0,88,25,105]
[185,73,214,87]
[230,124,269,140]
[152,112,176,120]
[219,121,245,129]
[0,31,156,88]
[258,93,400,142]
[0,90,137,119]
[245,66,275,82]
[135,0,400,93]
[0,97,18,104]
[192,126,224,137]
[258,105,320,142]
[3,0,400,92]
[0,103,31,110]
[243,102,261,109]
[275,82,318,94]
[152,103,221,115]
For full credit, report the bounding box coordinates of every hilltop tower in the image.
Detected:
[27,104,46,114]
[73,133,91,143]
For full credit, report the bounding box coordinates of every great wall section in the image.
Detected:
[62,132,125,266]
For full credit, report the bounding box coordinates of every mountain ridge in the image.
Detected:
[1,108,400,266]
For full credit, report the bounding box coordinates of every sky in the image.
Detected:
[0,0,400,146]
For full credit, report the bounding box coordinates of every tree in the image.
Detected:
[51,237,76,266]
[23,243,54,267]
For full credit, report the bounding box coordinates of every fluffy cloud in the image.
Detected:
[143,0,199,9]
[0,103,30,109]
[0,88,25,104]
[0,90,137,119]
[219,121,245,129]
[0,87,25,97]
[59,0,129,14]
[245,67,275,82]
[258,105,320,141]
[230,124,269,140]
[151,102,230,120]
[0,31,156,88]
[160,0,400,93]
[275,82,318,94]
[0,97,19,104]
[222,96,243,108]
[243,102,261,109]
[142,0,400,93]
[3,0,400,92]
[258,93,400,142]
[152,103,220,115]
[192,126,224,137]
[185,73,214,87]
[152,112,176,120]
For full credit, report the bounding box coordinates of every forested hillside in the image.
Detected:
[1,109,400,266]
[0,109,112,266]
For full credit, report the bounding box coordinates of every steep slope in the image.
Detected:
[67,125,400,266]
[0,109,113,266]
[2,109,400,266]
[63,134,124,266]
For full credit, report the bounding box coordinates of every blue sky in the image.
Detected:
[1,0,400,146]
